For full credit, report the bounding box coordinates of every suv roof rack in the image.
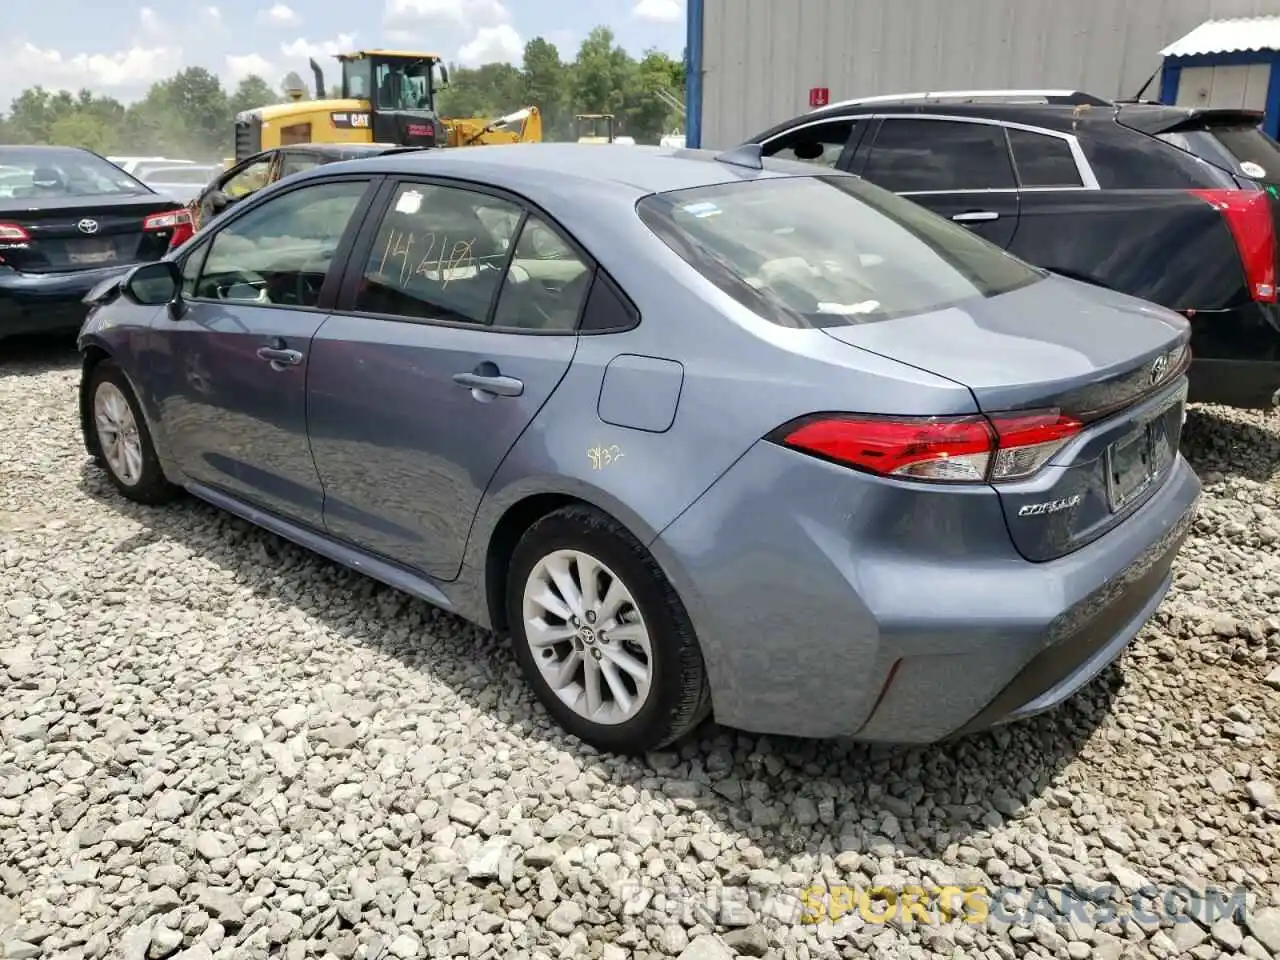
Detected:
[818,89,1114,111]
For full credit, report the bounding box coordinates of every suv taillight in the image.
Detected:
[1189,188,1277,302]
[769,410,1083,484]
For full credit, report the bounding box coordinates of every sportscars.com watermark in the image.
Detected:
[611,879,1250,929]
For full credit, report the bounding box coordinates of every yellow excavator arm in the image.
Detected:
[442,106,542,147]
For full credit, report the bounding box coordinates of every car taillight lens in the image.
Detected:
[772,410,1083,484]
[142,209,194,249]
[1189,188,1277,302]
[0,223,30,241]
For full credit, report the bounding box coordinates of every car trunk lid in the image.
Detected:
[821,275,1191,561]
[0,194,184,273]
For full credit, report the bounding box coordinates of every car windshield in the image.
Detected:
[0,148,150,198]
[636,174,1045,327]
[1158,121,1280,187]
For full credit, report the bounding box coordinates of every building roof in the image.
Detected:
[1161,16,1280,58]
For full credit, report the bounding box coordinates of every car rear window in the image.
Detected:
[0,147,150,198]
[635,175,1045,327]
[1158,123,1280,186]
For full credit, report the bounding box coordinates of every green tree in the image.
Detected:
[229,75,278,116]
[573,27,636,122]
[521,37,570,139]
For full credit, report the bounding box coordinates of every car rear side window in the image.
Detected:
[491,215,593,331]
[1006,128,1082,187]
[860,119,1016,192]
[354,182,523,325]
[636,175,1044,328]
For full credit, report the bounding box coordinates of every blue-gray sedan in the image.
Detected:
[76,142,1201,755]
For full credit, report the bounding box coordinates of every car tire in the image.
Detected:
[506,504,711,755]
[87,360,179,505]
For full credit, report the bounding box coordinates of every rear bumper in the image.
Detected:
[0,264,132,339]
[1187,303,1280,408]
[652,441,1201,743]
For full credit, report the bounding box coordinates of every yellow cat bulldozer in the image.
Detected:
[232,50,541,162]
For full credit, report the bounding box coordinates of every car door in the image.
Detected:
[194,152,279,230]
[757,117,868,170]
[852,116,1020,248]
[306,179,592,580]
[151,176,379,528]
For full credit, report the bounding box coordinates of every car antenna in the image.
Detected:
[714,143,763,170]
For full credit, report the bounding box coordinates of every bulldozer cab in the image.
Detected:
[335,50,448,149]
[575,114,615,144]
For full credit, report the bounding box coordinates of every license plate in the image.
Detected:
[68,241,116,265]
[1106,425,1157,512]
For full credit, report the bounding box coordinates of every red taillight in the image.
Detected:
[142,209,194,249]
[773,410,1083,484]
[1189,188,1277,302]
[0,223,30,242]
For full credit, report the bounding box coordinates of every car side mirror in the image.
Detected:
[209,189,232,210]
[122,261,181,306]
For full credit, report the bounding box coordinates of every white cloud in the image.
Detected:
[204,6,221,22]
[1,41,183,97]
[384,0,510,27]
[260,4,299,26]
[280,33,357,61]
[457,24,523,66]
[633,0,682,23]
[139,7,162,34]
[226,53,277,84]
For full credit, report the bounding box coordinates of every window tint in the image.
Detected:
[492,216,592,331]
[1159,123,1280,186]
[181,242,209,297]
[761,120,859,168]
[1082,136,1232,189]
[222,157,273,198]
[194,180,368,307]
[355,182,522,324]
[1006,129,1082,187]
[861,119,1016,192]
[280,154,321,179]
[636,175,1043,328]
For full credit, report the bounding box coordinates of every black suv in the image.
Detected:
[747,90,1280,409]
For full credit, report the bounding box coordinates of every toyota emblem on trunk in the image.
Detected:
[77,219,99,234]
[1150,354,1168,384]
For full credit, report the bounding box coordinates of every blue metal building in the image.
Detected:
[1159,17,1280,138]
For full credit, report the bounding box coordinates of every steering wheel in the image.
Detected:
[216,270,269,304]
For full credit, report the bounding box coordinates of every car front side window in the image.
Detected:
[761,119,861,168]
[193,179,370,308]
[222,157,273,198]
[861,118,1017,193]
[354,182,523,324]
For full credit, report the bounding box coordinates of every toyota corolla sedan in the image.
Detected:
[76,143,1200,755]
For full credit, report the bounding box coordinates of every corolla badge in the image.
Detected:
[1017,494,1081,517]
[1150,354,1168,384]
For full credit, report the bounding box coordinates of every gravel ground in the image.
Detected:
[1,338,1279,960]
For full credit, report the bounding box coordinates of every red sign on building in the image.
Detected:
[809,87,830,108]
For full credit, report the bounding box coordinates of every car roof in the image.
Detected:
[322,142,833,200]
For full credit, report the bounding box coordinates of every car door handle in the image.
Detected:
[952,211,999,222]
[452,372,524,398]
[257,346,303,366]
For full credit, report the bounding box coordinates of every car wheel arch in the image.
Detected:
[79,344,114,459]
[482,489,665,638]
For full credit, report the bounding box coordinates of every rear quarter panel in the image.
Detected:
[459,196,979,621]
[1011,189,1246,311]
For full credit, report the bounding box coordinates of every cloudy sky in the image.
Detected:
[0,0,686,106]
